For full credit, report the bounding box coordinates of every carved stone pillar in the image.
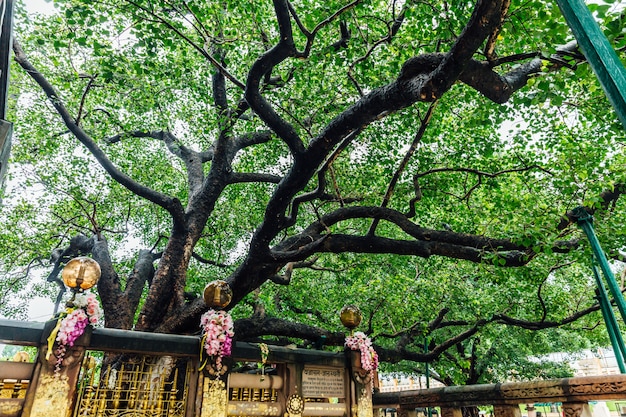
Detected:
[493,405,522,417]
[441,407,463,417]
[563,403,592,417]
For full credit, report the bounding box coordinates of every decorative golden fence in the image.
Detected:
[0,360,34,417]
[72,354,193,417]
[0,319,361,417]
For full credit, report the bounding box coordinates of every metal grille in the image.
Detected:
[72,353,192,417]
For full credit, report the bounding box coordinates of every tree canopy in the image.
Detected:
[2,0,625,384]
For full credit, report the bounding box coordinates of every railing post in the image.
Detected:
[494,405,522,417]
[563,403,592,417]
[440,407,462,417]
[21,320,89,417]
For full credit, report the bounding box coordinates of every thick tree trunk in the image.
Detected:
[135,229,194,332]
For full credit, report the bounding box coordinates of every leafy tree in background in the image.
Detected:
[1,0,625,382]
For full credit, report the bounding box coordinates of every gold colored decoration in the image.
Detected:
[286,394,304,417]
[259,343,269,381]
[201,377,228,417]
[200,358,229,377]
[229,386,279,403]
[62,257,101,290]
[0,380,29,398]
[30,374,72,417]
[203,280,233,309]
[340,305,362,330]
[0,400,22,416]
[357,387,373,417]
[72,354,190,417]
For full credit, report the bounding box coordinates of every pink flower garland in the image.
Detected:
[345,331,379,373]
[200,309,234,370]
[49,292,101,375]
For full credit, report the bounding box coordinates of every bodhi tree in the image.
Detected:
[2,0,625,379]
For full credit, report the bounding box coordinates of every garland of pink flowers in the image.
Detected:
[200,309,234,371]
[46,292,101,375]
[345,331,379,378]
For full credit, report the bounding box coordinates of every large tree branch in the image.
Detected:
[410,0,506,101]
[13,41,186,226]
[247,0,508,255]
[244,0,305,159]
[123,249,156,325]
[105,130,207,201]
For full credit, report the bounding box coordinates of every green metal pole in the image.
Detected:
[592,263,626,373]
[425,338,432,417]
[555,0,626,128]
[574,207,626,323]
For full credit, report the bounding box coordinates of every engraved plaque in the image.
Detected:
[302,367,345,398]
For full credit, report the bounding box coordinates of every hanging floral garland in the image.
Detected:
[345,331,379,380]
[46,292,101,375]
[200,309,234,372]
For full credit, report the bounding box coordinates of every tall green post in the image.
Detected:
[575,207,626,373]
[555,0,626,128]
[592,264,626,373]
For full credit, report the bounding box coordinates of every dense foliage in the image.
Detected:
[1,0,625,384]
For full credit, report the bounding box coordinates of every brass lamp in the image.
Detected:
[340,305,362,331]
[203,280,233,309]
[62,257,101,291]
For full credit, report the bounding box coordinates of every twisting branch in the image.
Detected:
[105,129,207,203]
[347,0,413,95]
[483,0,512,60]
[287,0,362,58]
[75,74,97,126]
[13,41,186,226]
[192,252,230,268]
[245,0,304,159]
[412,163,552,203]
[368,101,438,236]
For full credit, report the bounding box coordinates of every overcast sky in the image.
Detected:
[25,0,54,15]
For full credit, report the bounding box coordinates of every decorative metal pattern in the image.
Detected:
[0,380,29,398]
[72,354,192,417]
[229,386,279,403]
[200,377,227,417]
[286,394,304,417]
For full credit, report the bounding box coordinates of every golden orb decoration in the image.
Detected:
[340,305,362,330]
[203,280,233,309]
[61,257,101,291]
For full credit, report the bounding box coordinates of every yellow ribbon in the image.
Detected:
[198,333,208,371]
[45,318,63,360]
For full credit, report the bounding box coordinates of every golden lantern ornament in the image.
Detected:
[203,280,233,309]
[62,257,101,291]
[340,305,362,331]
